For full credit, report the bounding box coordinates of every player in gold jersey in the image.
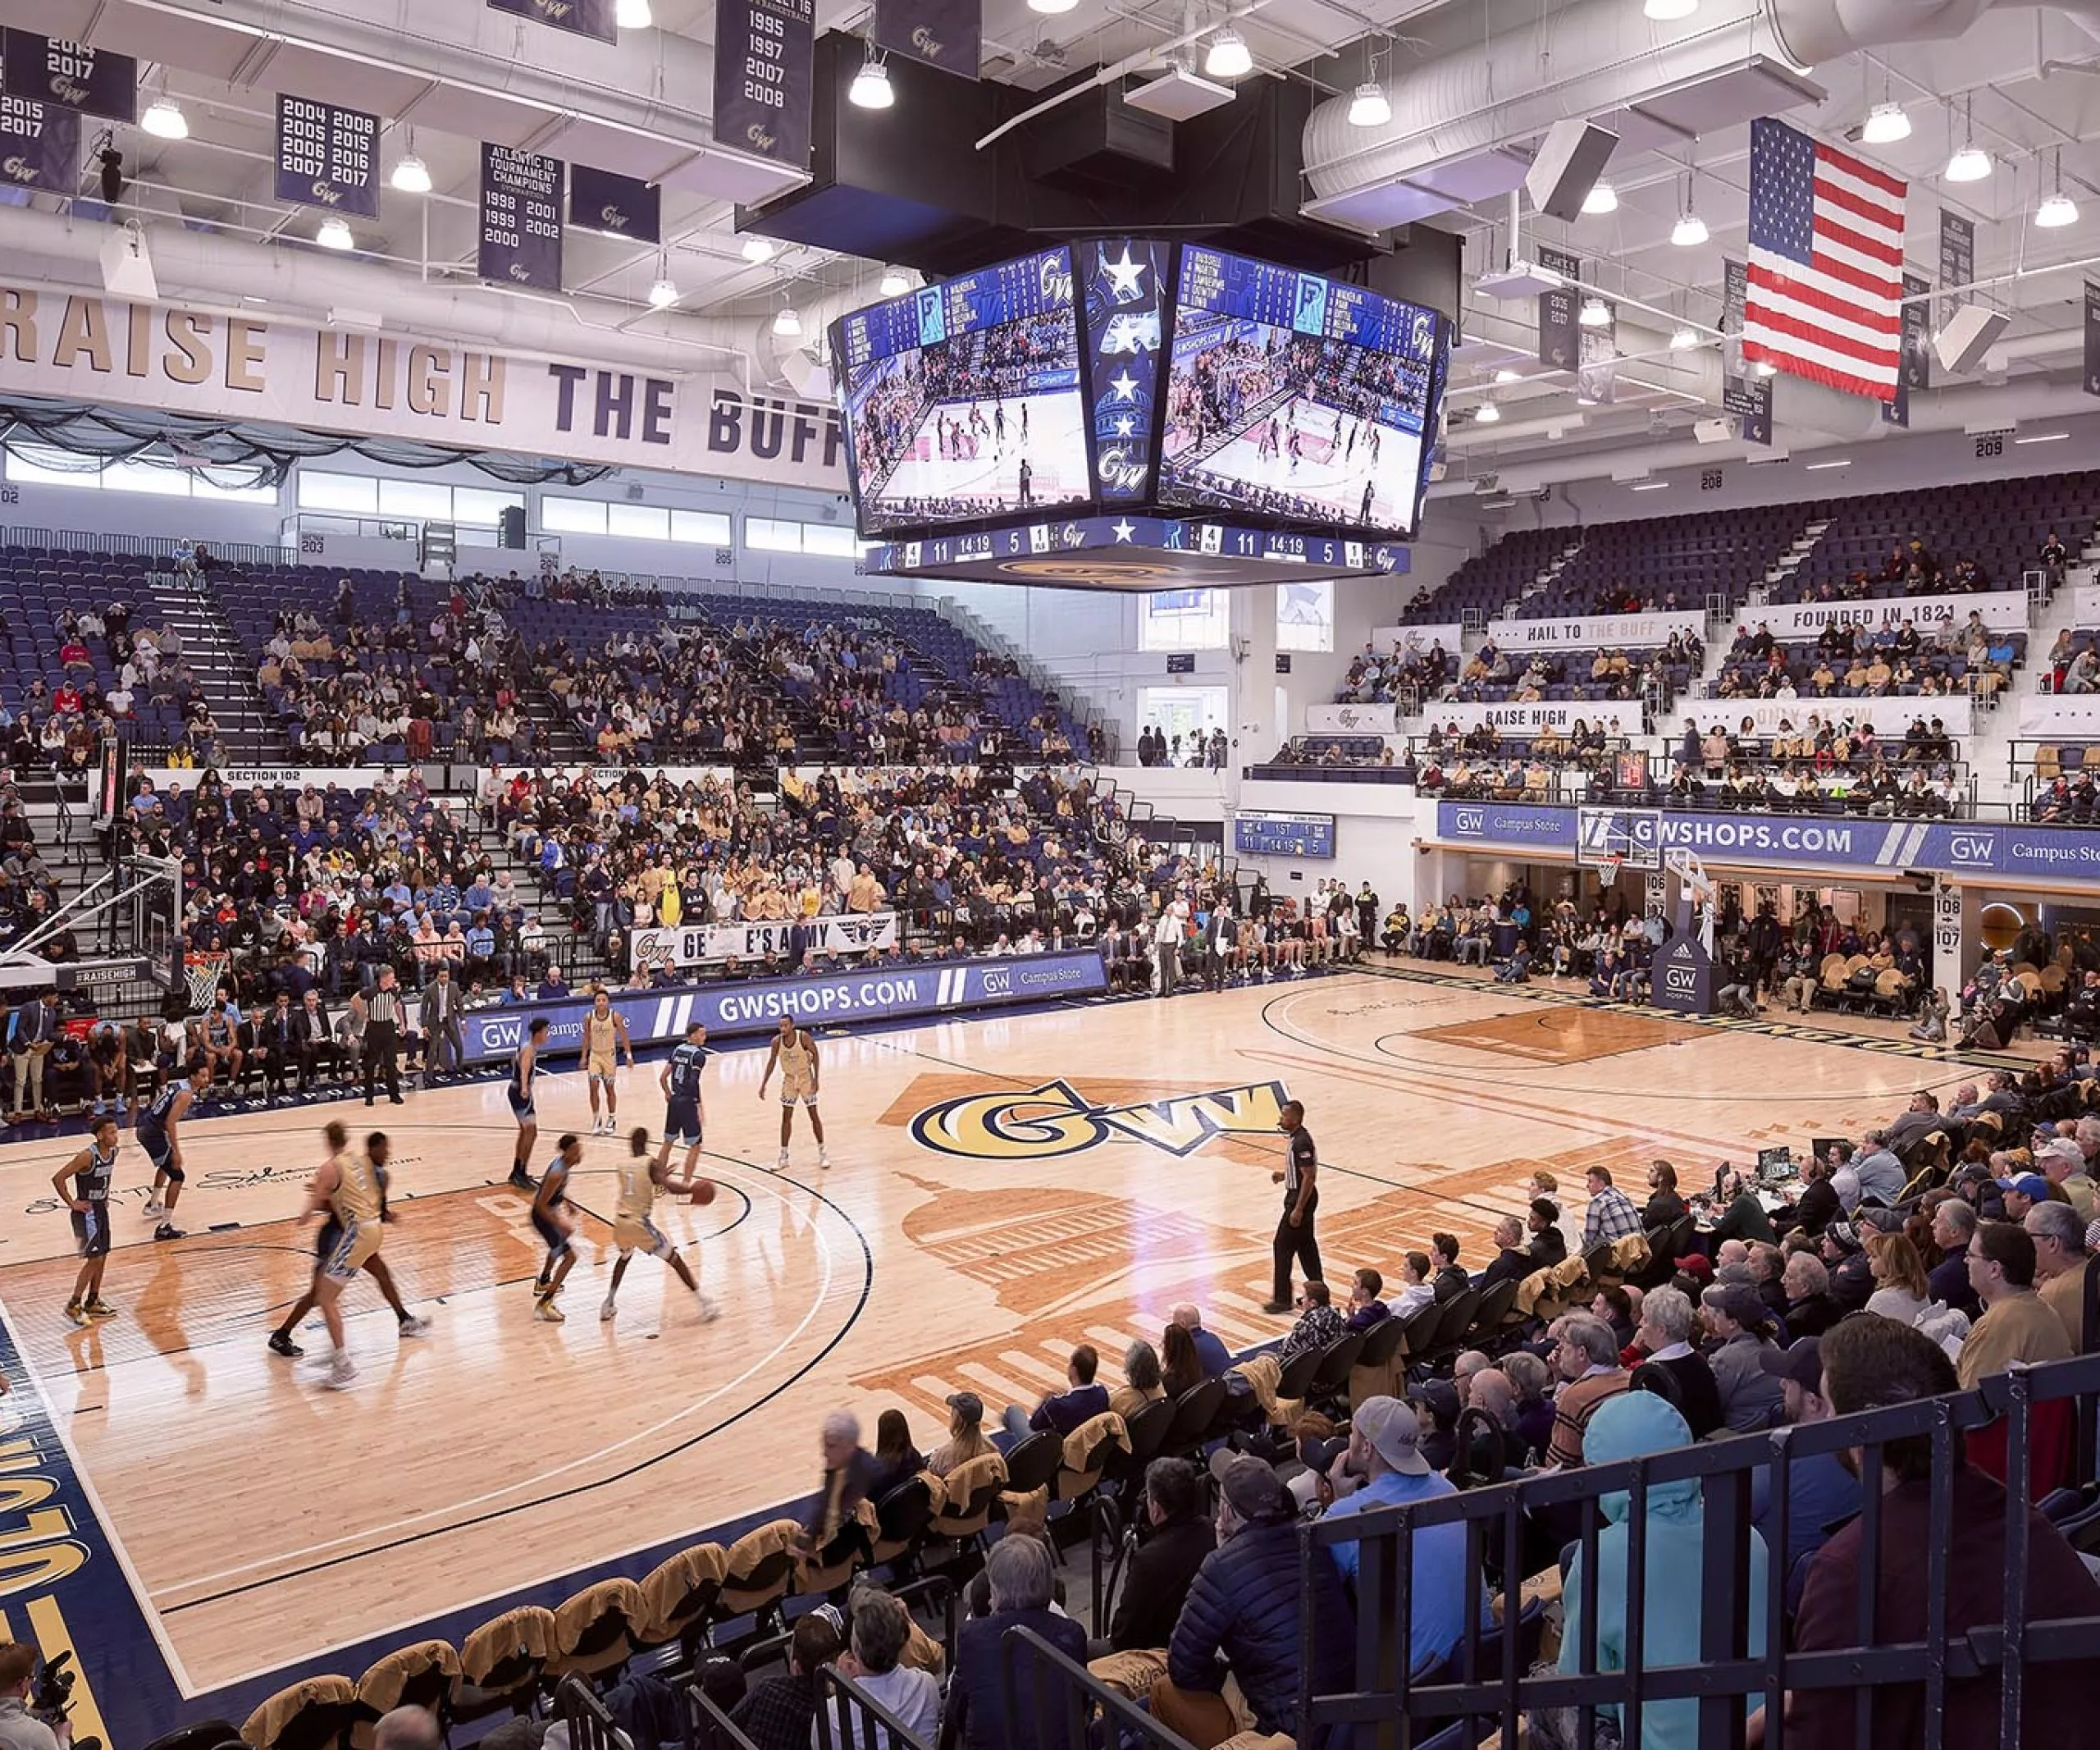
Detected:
[582,989,634,1136]
[303,1119,386,1389]
[600,1127,719,1325]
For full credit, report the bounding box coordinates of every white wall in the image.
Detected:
[1234,778,1422,912]
[0,476,283,548]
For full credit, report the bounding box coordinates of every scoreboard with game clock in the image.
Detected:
[837,236,1450,592]
[1233,810,1338,859]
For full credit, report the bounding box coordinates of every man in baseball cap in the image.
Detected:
[1997,1173,2053,1219]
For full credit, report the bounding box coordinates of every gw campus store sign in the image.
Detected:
[1436,802,2100,883]
[0,283,846,493]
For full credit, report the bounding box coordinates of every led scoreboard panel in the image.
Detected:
[1233,810,1338,859]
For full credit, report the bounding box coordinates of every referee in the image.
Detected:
[363,965,405,1106]
[1263,1098,1321,1314]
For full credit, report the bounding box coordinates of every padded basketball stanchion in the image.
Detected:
[1650,848,1720,1017]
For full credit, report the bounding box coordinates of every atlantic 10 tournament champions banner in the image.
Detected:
[274,94,378,219]
[0,94,76,192]
[486,0,618,44]
[711,0,815,167]
[1084,238,1166,503]
[479,143,564,290]
[0,30,135,123]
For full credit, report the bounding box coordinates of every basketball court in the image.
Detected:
[0,963,1983,1721]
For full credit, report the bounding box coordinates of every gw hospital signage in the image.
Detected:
[0,284,847,493]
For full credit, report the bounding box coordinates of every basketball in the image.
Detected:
[690,1180,717,1206]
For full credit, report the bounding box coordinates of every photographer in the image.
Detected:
[0,1643,71,1750]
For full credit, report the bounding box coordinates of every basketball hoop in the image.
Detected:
[1600,854,1623,889]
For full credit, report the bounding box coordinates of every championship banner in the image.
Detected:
[486,0,618,45]
[1733,589,2029,641]
[274,94,379,219]
[568,163,660,244]
[1536,245,1579,372]
[873,0,980,73]
[2085,280,2100,400]
[1370,623,1464,659]
[0,282,844,491]
[711,0,815,169]
[632,912,900,970]
[479,143,564,290]
[1884,272,1929,429]
[0,94,75,191]
[1577,296,1616,405]
[1304,702,1397,735]
[458,949,1106,1062]
[1428,699,1646,738]
[1938,210,1974,325]
[1485,610,1705,650]
[1685,694,1971,738]
[0,31,135,124]
[1720,258,1772,446]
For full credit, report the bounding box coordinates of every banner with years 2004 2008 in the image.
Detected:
[458,950,1106,1062]
[632,913,899,969]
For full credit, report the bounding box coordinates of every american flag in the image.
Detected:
[1743,116,1907,402]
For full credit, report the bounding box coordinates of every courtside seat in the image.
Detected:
[353,1642,460,1735]
[453,1605,558,1724]
[1159,1377,1228,1460]
[1350,1314,1409,1405]
[999,1430,1066,1500]
[141,1725,244,1750]
[718,1519,806,1627]
[242,1676,372,1750]
[795,1496,874,1597]
[548,1576,646,1684]
[1102,1396,1175,1497]
[929,1451,1007,1541]
[637,1542,730,1649]
[871,1474,943,1570]
[1056,1411,1130,1502]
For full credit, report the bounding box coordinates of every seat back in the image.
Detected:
[1002,1430,1065,1496]
[872,1474,938,1557]
[1470,1278,1520,1336]
[1309,1330,1366,1392]
[1431,1287,1481,1353]
[1118,1395,1176,1471]
[1397,1300,1445,1358]
[1162,1377,1227,1452]
[1356,1315,1408,1368]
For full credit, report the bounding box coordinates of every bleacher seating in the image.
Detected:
[1399,525,1569,624]
[1525,504,1803,619]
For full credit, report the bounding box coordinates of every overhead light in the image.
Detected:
[1348,83,1390,129]
[879,267,911,296]
[390,153,431,194]
[1575,392,1598,406]
[849,53,894,109]
[2016,430,2071,445]
[741,236,777,263]
[1630,480,1670,491]
[142,98,189,140]
[1579,295,1611,327]
[1946,144,1991,183]
[2037,190,2079,229]
[1029,0,1078,12]
[1669,323,1700,350]
[1671,212,1708,247]
[1862,102,1911,144]
[1582,181,1618,215]
[1493,367,1521,382]
[1805,458,1851,470]
[1473,400,1502,424]
[647,276,678,309]
[1644,0,1697,16]
[1754,359,1777,377]
[315,217,354,251]
[615,0,653,24]
[773,304,803,338]
[1205,28,1253,78]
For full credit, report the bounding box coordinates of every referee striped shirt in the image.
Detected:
[368,987,402,1026]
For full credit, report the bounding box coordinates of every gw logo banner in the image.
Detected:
[910,1079,1289,1162]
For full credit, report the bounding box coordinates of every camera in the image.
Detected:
[29,1652,72,1720]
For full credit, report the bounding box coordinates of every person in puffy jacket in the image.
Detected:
[1154,1456,1353,1747]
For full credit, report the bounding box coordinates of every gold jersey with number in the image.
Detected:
[615,1154,657,1222]
[330,1149,381,1224]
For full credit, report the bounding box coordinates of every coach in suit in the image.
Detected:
[420,966,465,1086]
[257,991,302,1096]
[291,989,338,1088]
[1201,899,1233,993]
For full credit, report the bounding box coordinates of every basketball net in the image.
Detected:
[184,950,230,1012]
[1600,854,1623,889]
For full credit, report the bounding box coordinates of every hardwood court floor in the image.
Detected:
[0,966,1979,1698]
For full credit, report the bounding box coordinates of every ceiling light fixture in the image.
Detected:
[1493,367,1521,382]
[2038,152,2078,228]
[849,48,894,108]
[1348,83,1390,128]
[1644,0,1697,18]
[741,235,777,263]
[1862,100,1911,144]
[773,303,803,338]
[2016,431,2071,445]
[1581,181,1618,215]
[1630,480,1670,491]
[615,0,653,25]
[1473,400,1502,424]
[1205,27,1253,78]
[1805,458,1851,470]
[1669,323,1700,350]
[390,153,431,194]
[647,276,678,309]
[1754,359,1777,377]
[1029,0,1078,14]
[1944,95,1988,182]
[1671,212,1708,247]
[142,97,189,140]
[1579,295,1611,327]
[315,217,354,251]
[879,267,911,296]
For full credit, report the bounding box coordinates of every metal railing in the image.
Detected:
[810,1662,936,1750]
[1000,1624,1198,1749]
[1299,1350,2100,1750]
[3,525,294,569]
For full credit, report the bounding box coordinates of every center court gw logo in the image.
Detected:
[911,1079,1289,1162]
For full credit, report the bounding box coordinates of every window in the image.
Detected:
[453,487,523,527]
[190,474,279,505]
[296,471,379,514]
[746,517,802,553]
[99,458,199,497]
[541,496,608,535]
[5,444,102,489]
[1138,686,1227,747]
[608,503,669,541]
[672,509,733,546]
[801,522,858,558]
[1276,580,1334,653]
[1139,588,1228,651]
[378,478,455,521]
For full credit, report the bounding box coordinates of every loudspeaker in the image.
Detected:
[499,505,527,549]
[1933,304,2010,376]
[1525,119,1620,223]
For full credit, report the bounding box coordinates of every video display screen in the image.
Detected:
[833,246,1092,536]
[1159,245,1445,538]
[1234,810,1337,859]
